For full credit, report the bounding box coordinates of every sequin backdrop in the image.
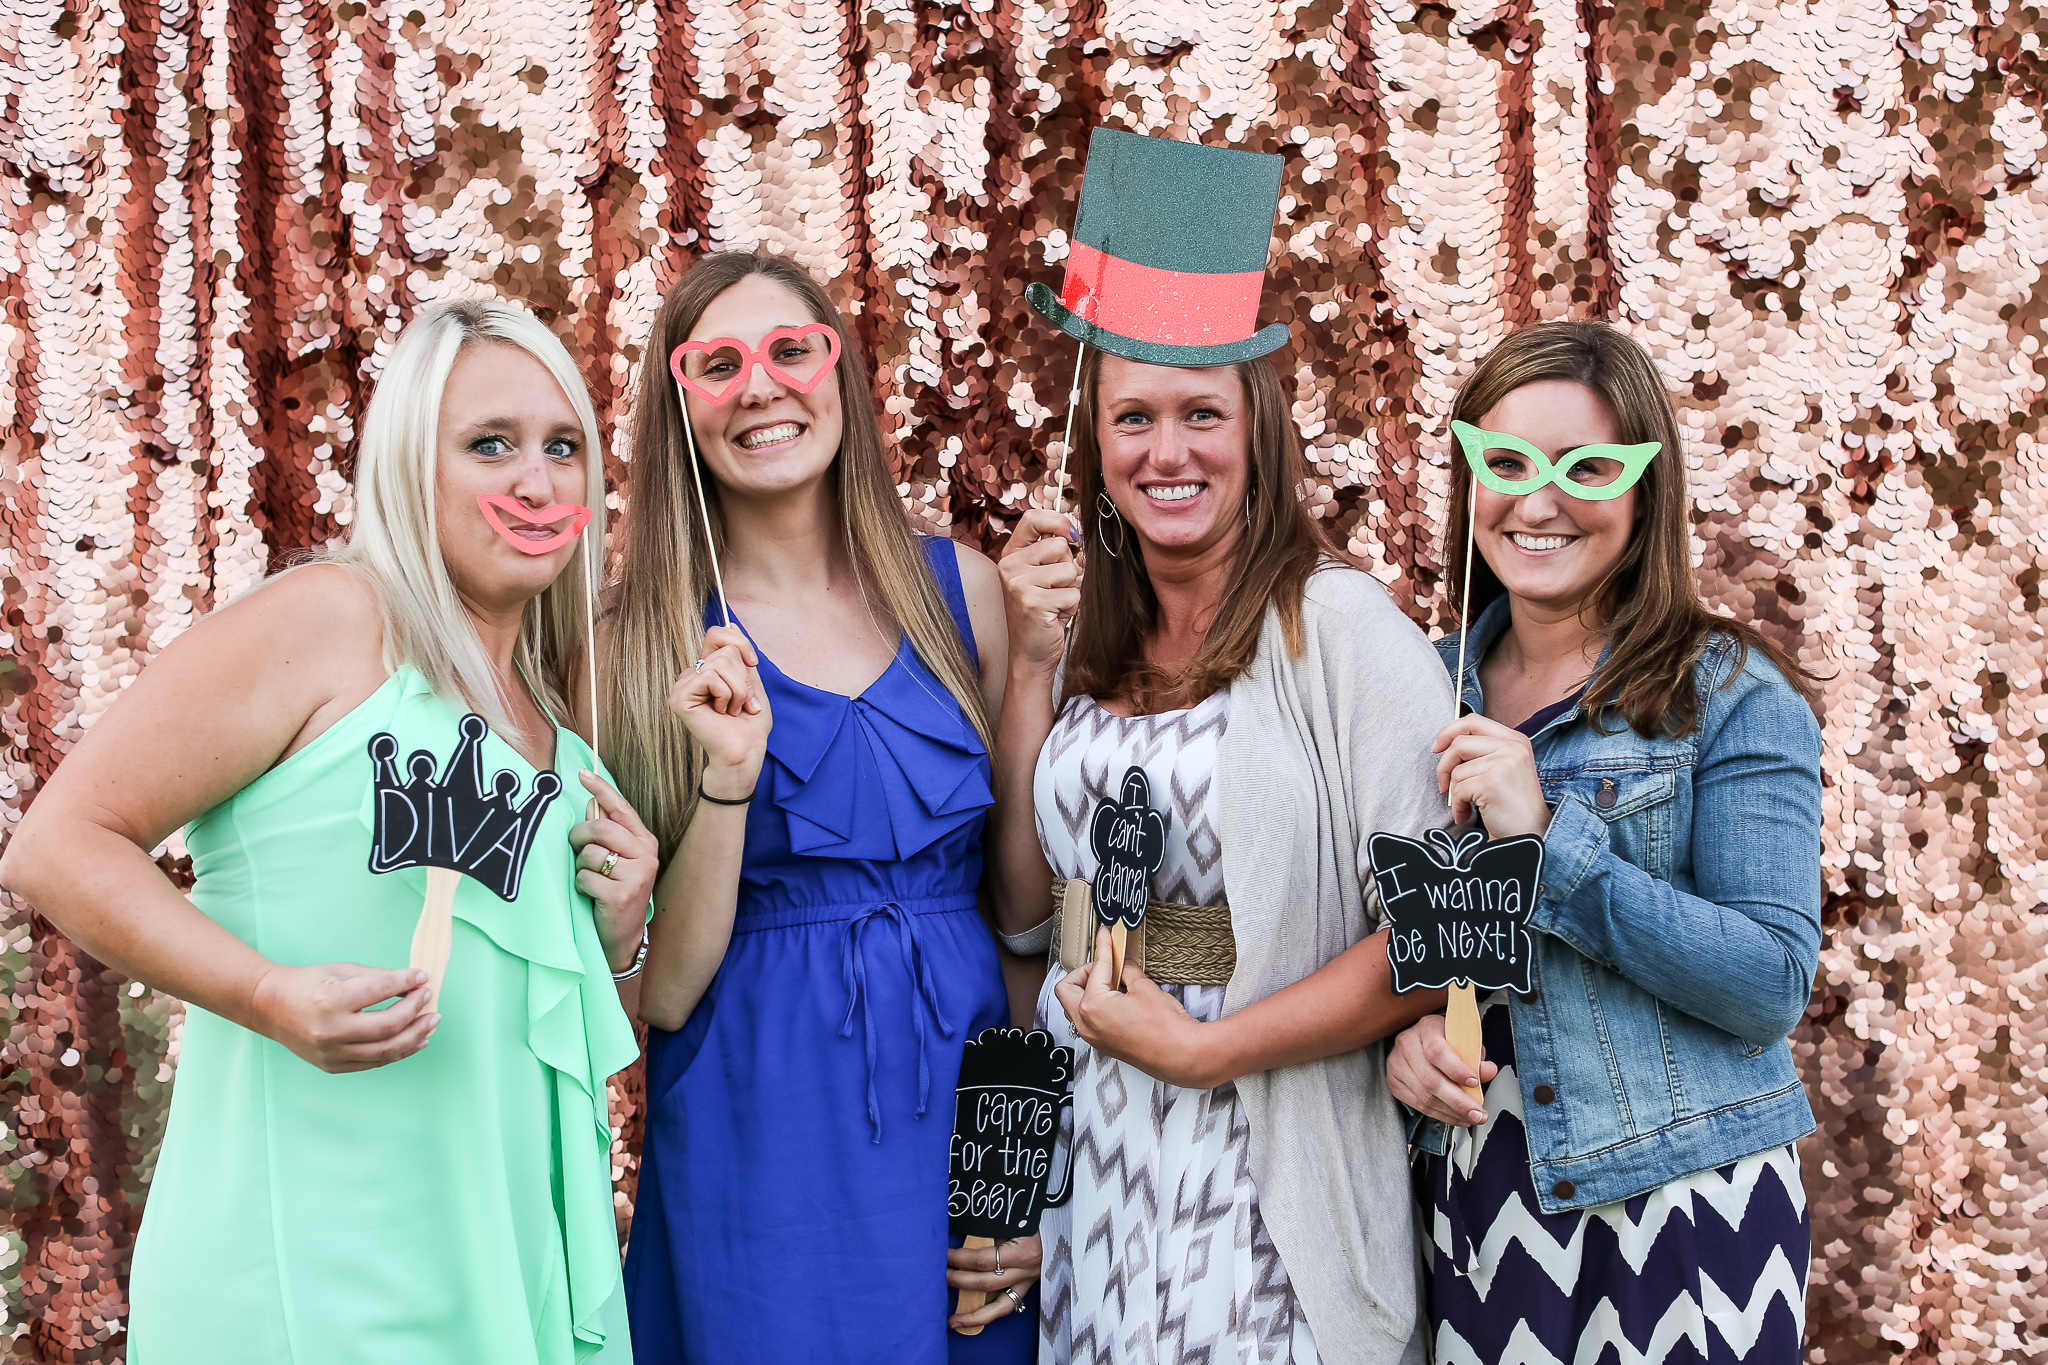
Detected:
[1,0,2044,1358]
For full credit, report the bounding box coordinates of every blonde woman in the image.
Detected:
[0,300,657,1362]
[604,252,1034,1363]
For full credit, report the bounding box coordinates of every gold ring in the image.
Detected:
[598,850,619,877]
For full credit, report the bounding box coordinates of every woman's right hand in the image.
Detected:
[249,962,439,1073]
[999,508,1082,672]
[667,624,773,796]
[1386,1012,1498,1127]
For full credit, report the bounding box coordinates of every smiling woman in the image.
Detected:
[601,252,1031,1365]
[1390,321,1826,1365]
[0,299,660,1363]
[989,341,1454,1365]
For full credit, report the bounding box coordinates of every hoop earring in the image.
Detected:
[1095,491,1127,559]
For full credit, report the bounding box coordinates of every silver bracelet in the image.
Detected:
[611,931,650,981]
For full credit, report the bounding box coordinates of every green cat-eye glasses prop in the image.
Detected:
[1451,420,1661,501]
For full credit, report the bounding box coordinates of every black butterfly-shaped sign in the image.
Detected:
[1088,766,1167,931]
[949,1028,1076,1239]
[1368,827,1545,995]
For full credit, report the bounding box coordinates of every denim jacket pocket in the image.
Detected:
[1544,766,1679,884]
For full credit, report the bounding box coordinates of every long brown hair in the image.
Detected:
[1442,321,1820,736]
[602,252,991,854]
[1060,346,1330,712]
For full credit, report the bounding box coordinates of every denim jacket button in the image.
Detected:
[1533,1084,1556,1105]
[1553,1178,1576,1199]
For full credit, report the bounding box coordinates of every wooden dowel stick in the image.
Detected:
[412,866,460,1003]
[675,382,732,628]
[1450,487,1477,808]
[953,1234,996,1335]
[1052,341,1086,502]
[1445,981,1484,1108]
[1107,921,1128,990]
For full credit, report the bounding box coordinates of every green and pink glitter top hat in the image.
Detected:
[1027,127,1290,367]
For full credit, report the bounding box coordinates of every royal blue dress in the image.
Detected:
[625,538,1035,1365]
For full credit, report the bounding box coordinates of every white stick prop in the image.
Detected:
[1452,493,1477,739]
[675,382,733,628]
[1445,486,1483,1106]
[1052,340,1087,509]
[584,514,601,756]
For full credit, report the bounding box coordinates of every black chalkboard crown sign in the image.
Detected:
[1089,766,1166,931]
[1368,826,1544,995]
[367,713,563,902]
[949,1027,1076,1241]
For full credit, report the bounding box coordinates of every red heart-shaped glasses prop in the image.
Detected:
[668,324,842,406]
[476,495,593,556]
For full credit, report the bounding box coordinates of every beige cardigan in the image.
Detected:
[1218,565,1452,1362]
[1019,563,1452,1362]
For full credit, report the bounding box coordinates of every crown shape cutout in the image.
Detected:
[367,713,563,902]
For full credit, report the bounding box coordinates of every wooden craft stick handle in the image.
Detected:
[1445,982,1484,1108]
[1107,921,1128,990]
[412,866,459,1005]
[952,1234,995,1335]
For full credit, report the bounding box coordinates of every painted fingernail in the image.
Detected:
[426,1014,441,1029]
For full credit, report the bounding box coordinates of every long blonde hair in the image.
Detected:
[318,298,604,734]
[602,252,991,855]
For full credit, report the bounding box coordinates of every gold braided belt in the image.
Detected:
[1050,878,1236,987]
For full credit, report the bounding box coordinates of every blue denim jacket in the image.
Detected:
[1412,598,1821,1213]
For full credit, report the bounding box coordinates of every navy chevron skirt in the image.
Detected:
[1420,996,1810,1364]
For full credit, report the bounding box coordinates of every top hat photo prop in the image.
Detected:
[1026,127,1290,494]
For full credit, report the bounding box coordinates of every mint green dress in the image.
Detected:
[128,666,639,1364]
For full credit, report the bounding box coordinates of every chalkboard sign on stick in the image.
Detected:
[949,1028,1075,1334]
[1368,826,1544,1107]
[1087,766,1167,988]
[367,714,563,1001]
[1368,827,1543,995]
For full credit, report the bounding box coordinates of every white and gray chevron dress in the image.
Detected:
[1031,690,1319,1365]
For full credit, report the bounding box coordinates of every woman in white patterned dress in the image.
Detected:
[988,345,1455,1365]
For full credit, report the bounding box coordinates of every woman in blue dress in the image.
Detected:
[602,251,1039,1363]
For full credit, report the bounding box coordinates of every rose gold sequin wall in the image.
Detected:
[0,0,2043,1358]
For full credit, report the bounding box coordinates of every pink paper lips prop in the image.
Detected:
[476,494,593,555]
[668,324,842,406]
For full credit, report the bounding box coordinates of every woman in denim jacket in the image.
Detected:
[1387,322,1823,1364]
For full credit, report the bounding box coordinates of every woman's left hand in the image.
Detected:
[1433,715,1552,839]
[569,770,662,971]
[946,1234,1042,1332]
[1053,927,1221,1090]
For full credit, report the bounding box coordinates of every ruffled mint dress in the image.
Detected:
[128,665,639,1363]
[625,538,1029,1364]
